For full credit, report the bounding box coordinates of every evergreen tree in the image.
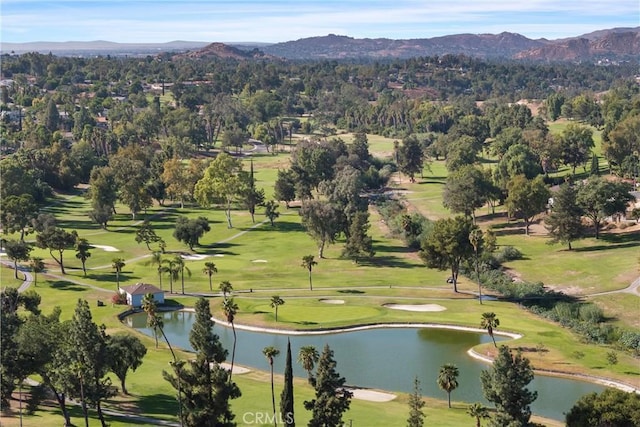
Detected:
[481,345,537,427]
[66,299,115,427]
[342,210,374,263]
[304,344,352,427]
[406,376,425,427]
[280,339,295,427]
[163,297,240,426]
[545,184,584,250]
[589,153,600,176]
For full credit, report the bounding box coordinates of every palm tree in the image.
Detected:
[301,255,317,291]
[297,345,319,384]
[270,295,285,322]
[437,363,459,408]
[147,251,165,290]
[202,262,218,291]
[172,256,191,295]
[165,258,180,294]
[480,312,500,347]
[29,257,45,287]
[141,293,182,425]
[467,402,490,427]
[112,258,125,291]
[262,346,280,427]
[219,280,233,299]
[222,298,239,381]
[141,293,161,348]
[469,228,483,305]
[75,238,91,276]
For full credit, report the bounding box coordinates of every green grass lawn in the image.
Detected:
[2,129,638,427]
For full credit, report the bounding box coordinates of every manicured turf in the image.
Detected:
[2,130,638,427]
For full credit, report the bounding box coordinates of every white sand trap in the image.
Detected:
[346,388,396,402]
[181,254,209,261]
[252,259,268,263]
[213,254,224,257]
[91,244,120,252]
[220,362,251,374]
[384,303,447,312]
[320,299,345,304]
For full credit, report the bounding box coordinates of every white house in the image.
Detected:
[119,283,164,308]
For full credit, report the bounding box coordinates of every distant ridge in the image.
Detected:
[0,40,211,55]
[2,27,638,61]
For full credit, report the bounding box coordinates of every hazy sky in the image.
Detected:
[2,0,638,43]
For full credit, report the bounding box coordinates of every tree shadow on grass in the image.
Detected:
[136,393,179,418]
[50,280,85,291]
[573,241,640,252]
[248,220,305,233]
[87,272,139,283]
[196,242,238,256]
[358,255,417,268]
[337,289,365,294]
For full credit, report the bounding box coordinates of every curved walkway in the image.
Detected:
[585,276,640,297]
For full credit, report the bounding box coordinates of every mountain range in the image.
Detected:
[2,27,638,61]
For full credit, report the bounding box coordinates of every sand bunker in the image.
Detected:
[220,362,250,374]
[252,259,268,263]
[91,244,120,252]
[213,254,224,257]
[346,388,396,402]
[384,303,447,312]
[181,254,208,261]
[320,299,345,304]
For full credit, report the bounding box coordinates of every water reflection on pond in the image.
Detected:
[126,310,605,421]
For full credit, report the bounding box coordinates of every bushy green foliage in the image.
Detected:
[566,388,640,427]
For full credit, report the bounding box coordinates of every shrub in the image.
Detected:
[111,292,128,305]
[578,304,605,324]
[618,331,640,355]
[494,246,523,263]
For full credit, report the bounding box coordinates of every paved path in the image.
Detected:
[585,276,640,297]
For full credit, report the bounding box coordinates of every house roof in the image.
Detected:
[120,283,164,296]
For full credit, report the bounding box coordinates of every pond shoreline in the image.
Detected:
[144,308,638,396]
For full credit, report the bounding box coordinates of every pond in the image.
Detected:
[126,310,605,421]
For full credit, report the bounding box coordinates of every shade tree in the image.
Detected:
[35,227,78,274]
[419,216,476,293]
[4,239,32,280]
[264,200,280,226]
[0,194,39,241]
[576,176,635,239]
[299,200,343,258]
[194,152,246,228]
[106,333,147,395]
[173,216,210,250]
[505,175,550,235]
[442,165,489,220]
[74,237,92,276]
[559,123,595,175]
